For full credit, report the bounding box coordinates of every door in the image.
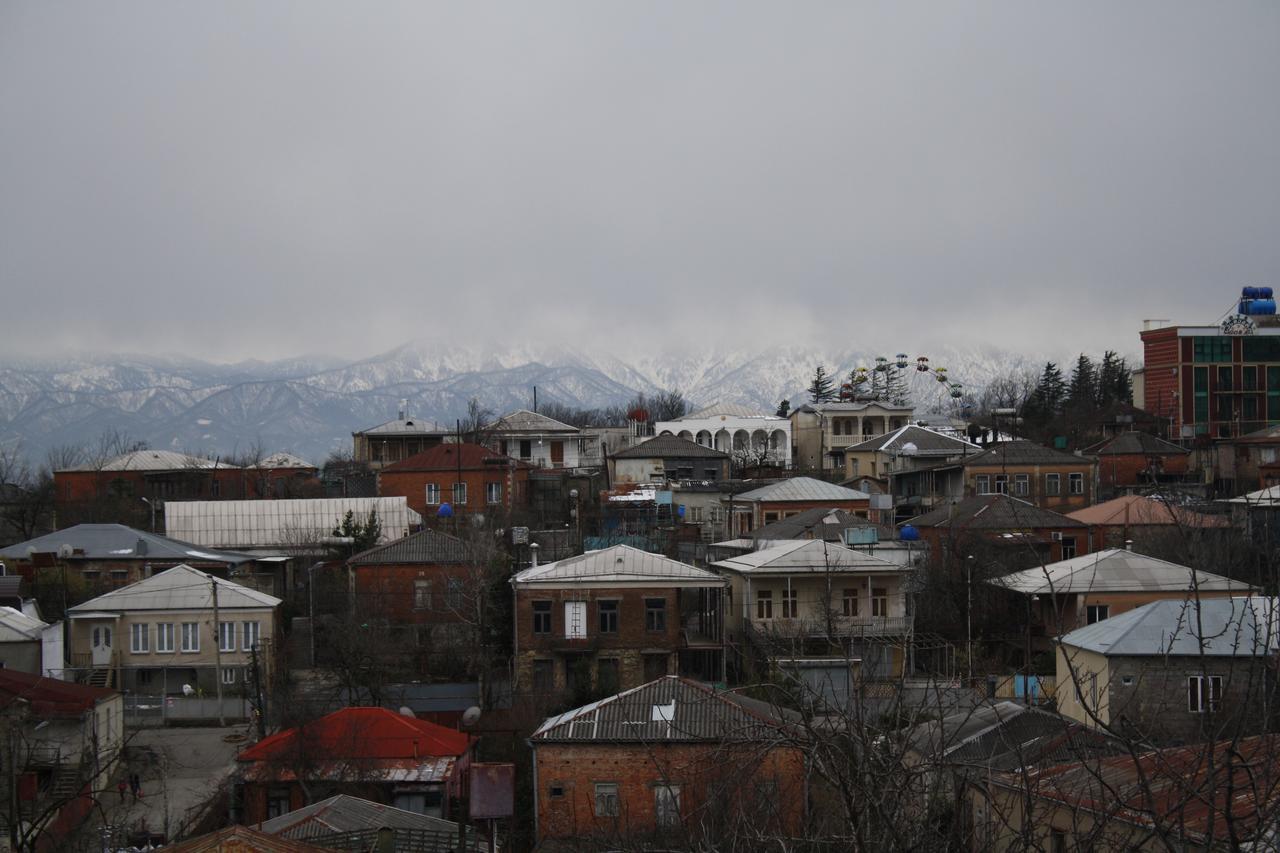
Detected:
[550,440,564,465]
[91,624,113,666]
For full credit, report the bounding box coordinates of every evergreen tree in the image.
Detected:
[1024,361,1066,422]
[776,399,791,418]
[333,508,382,553]
[1066,355,1096,411]
[808,366,836,403]
[1098,351,1131,405]
[883,366,911,408]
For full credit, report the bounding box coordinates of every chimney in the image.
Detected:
[530,542,540,568]
[398,398,408,420]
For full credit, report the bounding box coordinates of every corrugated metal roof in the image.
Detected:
[238,707,471,763]
[963,440,1091,467]
[166,825,325,852]
[992,548,1252,595]
[253,452,315,469]
[356,417,451,436]
[1059,596,1277,657]
[735,477,870,503]
[259,795,469,841]
[1066,495,1230,527]
[0,523,259,565]
[0,606,47,643]
[348,529,472,565]
[1222,485,1280,506]
[68,564,281,614]
[0,668,117,715]
[162,498,422,550]
[486,409,579,434]
[60,450,238,472]
[513,545,723,588]
[908,495,1088,530]
[749,507,891,544]
[906,702,1123,771]
[844,424,979,456]
[531,676,799,742]
[611,434,729,460]
[1091,431,1188,456]
[712,539,902,575]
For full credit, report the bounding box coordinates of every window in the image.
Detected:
[219,622,235,653]
[446,577,463,611]
[595,783,620,817]
[872,588,888,617]
[782,588,798,619]
[655,785,681,828]
[1060,537,1078,560]
[548,783,565,799]
[993,474,1009,495]
[137,669,153,686]
[645,598,667,632]
[1045,473,1061,496]
[598,600,619,634]
[1218,365,1234,392]
[564,601,587,639]
[519,439,532,459]
[1085,604,1110,624]
[242,621,260,651]
[1245,337,1280,361]
[757,590,773,619]
[452,482,467,505]
[267,787,291,819]
[842,588,858,617]
[1013,474,1029,497]
[130,624,149,654]
[425,484,440,505]
[1188,675,1223,712]
[1050,829,1067,853]
[532,601,552,634]
[976,475,990,495]
[221,667,236,685]
[1193,336,1232,363]
[763,511,780,523]
[1068,473,1084,495]
[486,482,501,504]
[156,623,174,653]
[414,579,432,610]
[533,660,554,693]
[181,622,199,653]
[1244,365,1259,391]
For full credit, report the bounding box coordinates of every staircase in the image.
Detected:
[48,767,81,802]
[86,668,114,689]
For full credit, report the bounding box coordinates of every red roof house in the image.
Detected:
[236,707,474,825]
[377,442,531,519]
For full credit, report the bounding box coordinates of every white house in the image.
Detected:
[656,403,791,467]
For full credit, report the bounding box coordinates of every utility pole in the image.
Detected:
[211,577,226,727]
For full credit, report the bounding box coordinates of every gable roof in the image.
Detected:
[0,523,259,566]
[531,676,799,743]
[909,494,1087,530]
[254,452,315,469]
[612,434,729,460]
[0,669,116,716]
[749,507,885,543]
[67,564,281,614]
[963,440,1092,468]
[513,545,723,588]
[355,417,451,436]
[795,401,913,414]
[1066,495,1230,528]
[712,539,902,575]
[258,795,477,845]
[1059,597,1276,657]
[845,424,979,456]
[59,449,237,473]
[0,607,48,643]
[486,409,579,434]
[166,825,326,852]
[348,529,473,565]
[1089,431,1188,456]
[1221,485,1280,506]
[238,706,471,764]
[735,477,870,503]
[382,442,526,473]
[991,548,1253,595]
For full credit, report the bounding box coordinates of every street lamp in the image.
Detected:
[569,488,581,553]
[966,555,975,685]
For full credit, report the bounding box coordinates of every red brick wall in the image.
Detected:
[516,587,683,656]
[534,741,806,842]
[378,466,530,519]
[1141,328,1181,428]
[749,498,870,531]
[917,524,1092,566]
[1097,453,1189,490]
[351,562,480,624]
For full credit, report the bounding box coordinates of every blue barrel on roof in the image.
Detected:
[1245,299,1277,315]
[1261,287,1275,299]
[899,524,920,541]
[436,503,454,518]
[1244,286,1260,299]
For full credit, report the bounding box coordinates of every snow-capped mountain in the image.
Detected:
[0,342,1035,465]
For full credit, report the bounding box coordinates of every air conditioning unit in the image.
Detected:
[1051,532,1063,541]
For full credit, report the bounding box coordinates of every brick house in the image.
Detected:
[991,548,1254,636]
[377,443,531,519]
[608,435,731,485]
[1218,422,1280,491]
[235,707,474,824]
[907,494,1093,567]
[961,441,1098,512]
[530,676,807,846]
[1055,597,1276,744]
[1085,431,1190,495]
[730,477,871,535]
[511,545,727,697]
[1065,494,1231,550]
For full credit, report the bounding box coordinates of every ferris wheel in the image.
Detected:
[838,353,967,405]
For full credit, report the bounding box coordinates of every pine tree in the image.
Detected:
[808,366,835,403]
[1024,361,1066,422]
[1066,355,1096,411]
[776,399,791,417]
[1098,351,1131,405]
[883,367,910,408]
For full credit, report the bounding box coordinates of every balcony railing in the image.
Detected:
[747,614,913,639]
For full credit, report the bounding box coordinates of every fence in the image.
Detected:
[124,694,251,727]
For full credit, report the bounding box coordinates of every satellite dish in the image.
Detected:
[461,706,482,726]
[57,544,73,559]
[399,706,415,718]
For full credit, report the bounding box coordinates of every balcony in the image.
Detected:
[747,614,913,640]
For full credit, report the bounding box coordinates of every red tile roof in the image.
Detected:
[0,669,117,716]
[381,442,526,473]
[238,707,472,764]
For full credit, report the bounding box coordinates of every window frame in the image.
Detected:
[598,599,619,634]
[645,597,667,632]
[219,621,236,653]
[156,623,175,653]
[872,587,888,617]
[425,483,441,505]
[1085,604,1110,624]
[1188,675,1223,712]
[486,482,502,505]
[976,474,990,495]
[781,587,798,619]
[414,579,432,611]
[242,621,261,652]
[757,590,773,620]
[655,784,682,828]
[180,622,200,653]
[841,588,858,618]
[1013,473,1029,497]
[452,482,468,505]
[532,600,552,635]
[1068,472,1085,495]
[1045,473,1061,496]
[594,782,620,817]
[130,623,150,654]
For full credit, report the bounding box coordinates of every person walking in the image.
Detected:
[128,773,141,801]
[117,779,127,802]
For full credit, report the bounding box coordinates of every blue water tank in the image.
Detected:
[899,524,920,542]
[1261,287,1275,299]
[1244,286,1260,299]
[1247,299,1277,315]
[436,503,454,518]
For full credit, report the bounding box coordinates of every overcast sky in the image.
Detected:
[1,2,1277,364]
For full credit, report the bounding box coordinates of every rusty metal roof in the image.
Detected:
[531,676,799,743]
